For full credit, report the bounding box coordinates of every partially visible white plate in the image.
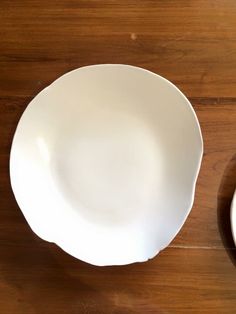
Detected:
[10,64,203,266]
[231,190,236,244]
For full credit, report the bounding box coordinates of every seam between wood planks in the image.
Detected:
[1,96,236,103]
[169,245,236,250]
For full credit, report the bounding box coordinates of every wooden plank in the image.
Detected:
[1,1,236,97]
[174,100,236,248]
[0,245,235,313]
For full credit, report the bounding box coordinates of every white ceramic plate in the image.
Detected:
[10,64,203,266]
[231,190,236,244]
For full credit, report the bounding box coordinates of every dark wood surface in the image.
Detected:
[1,1,236,313]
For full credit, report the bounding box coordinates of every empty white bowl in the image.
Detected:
[10,64,203,266]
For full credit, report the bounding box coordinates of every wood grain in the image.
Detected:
[0,245,235,314]
[1,1,236,313]
[1,0,236,98]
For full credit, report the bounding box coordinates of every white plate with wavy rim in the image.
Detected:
[231,190,236,244]
[10,64,203,266]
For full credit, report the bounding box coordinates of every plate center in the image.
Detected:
[52,110,161,225]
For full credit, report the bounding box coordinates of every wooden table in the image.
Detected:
[1,1,236,313]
